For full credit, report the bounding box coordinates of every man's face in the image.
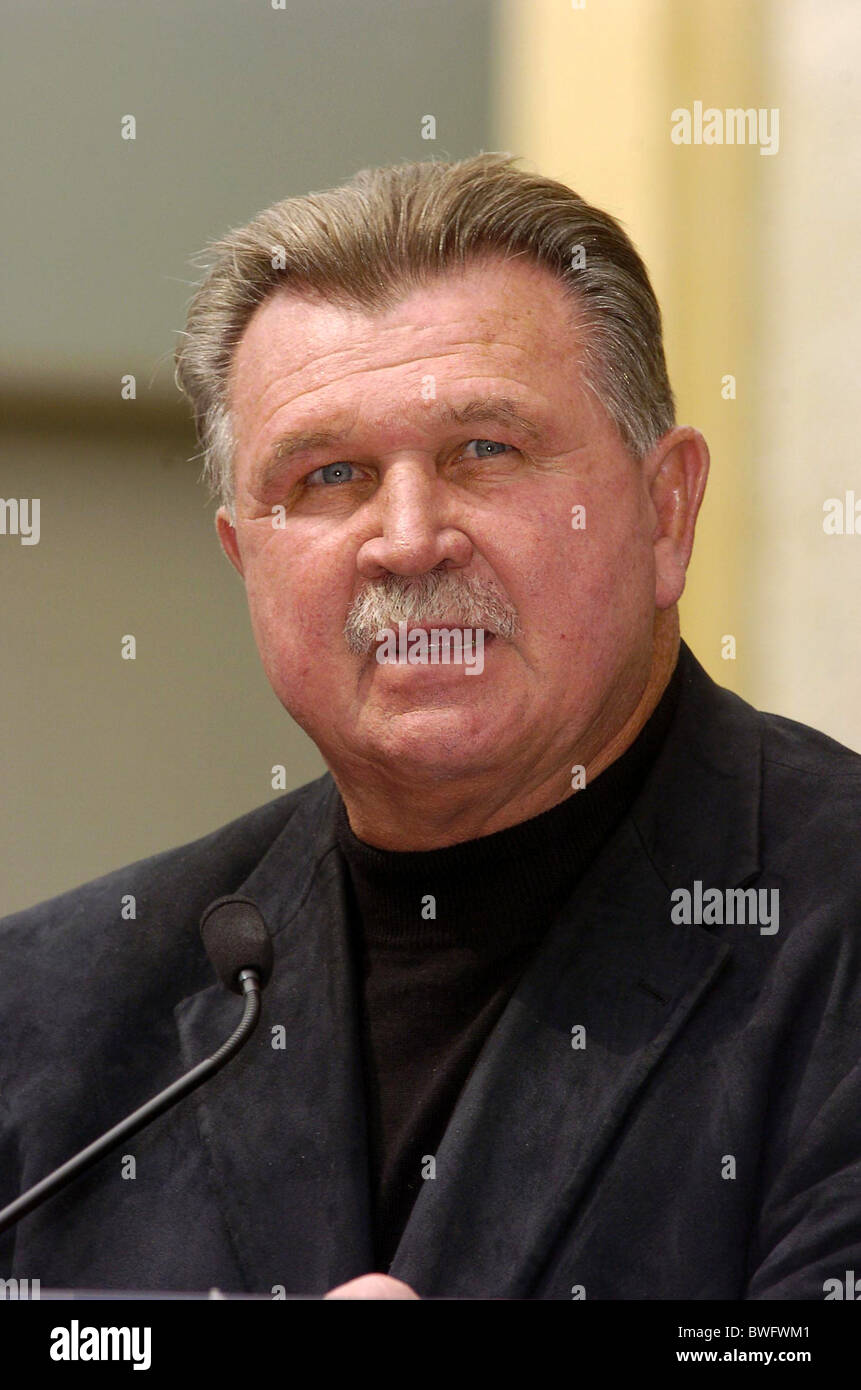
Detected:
[219,256,664,796]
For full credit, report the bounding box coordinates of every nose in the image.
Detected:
[355,458,474,579]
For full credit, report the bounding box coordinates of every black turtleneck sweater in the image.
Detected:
[335,658,683,1271]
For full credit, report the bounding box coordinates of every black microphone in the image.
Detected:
[0,895,274,1236]
[200,895,274,992]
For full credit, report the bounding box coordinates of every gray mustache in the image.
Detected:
[344,570,519,655]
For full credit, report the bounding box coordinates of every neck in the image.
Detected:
[582,608,679,784]
[333,610,680,851]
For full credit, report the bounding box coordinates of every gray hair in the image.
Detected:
[174,153,675,516]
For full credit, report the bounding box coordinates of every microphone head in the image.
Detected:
[199,896,274,993]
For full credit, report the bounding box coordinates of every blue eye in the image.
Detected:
[465,439,511,457]
[306,462,357,486]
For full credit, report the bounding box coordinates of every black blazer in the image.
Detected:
[1,643,859,1298]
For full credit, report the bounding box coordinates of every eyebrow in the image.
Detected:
[254,395,545,490]
[435,397,544,439]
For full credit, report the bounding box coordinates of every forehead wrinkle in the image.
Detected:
[233,323,549,427]
[231,318,557,455]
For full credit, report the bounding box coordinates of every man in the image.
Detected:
[1,155,859,1300]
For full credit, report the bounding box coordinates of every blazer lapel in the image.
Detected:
[174,778,373,1294]
[389,823,732,1297]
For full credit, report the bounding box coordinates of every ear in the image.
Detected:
[644,426,710,609]
[215,506,245,579]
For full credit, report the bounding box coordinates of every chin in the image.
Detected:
[355,705,507,776]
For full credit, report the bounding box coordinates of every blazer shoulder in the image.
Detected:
[681,644,861,818]
[759,705,861,782]
[0,773,334,952]
[757,707,861,854]
[752,710,861,990]
[637,648,861,924]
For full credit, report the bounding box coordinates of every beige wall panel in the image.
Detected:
[493,0,771,701]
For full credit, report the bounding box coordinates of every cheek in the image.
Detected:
[519,484,653,640]
[241,537,343,682]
